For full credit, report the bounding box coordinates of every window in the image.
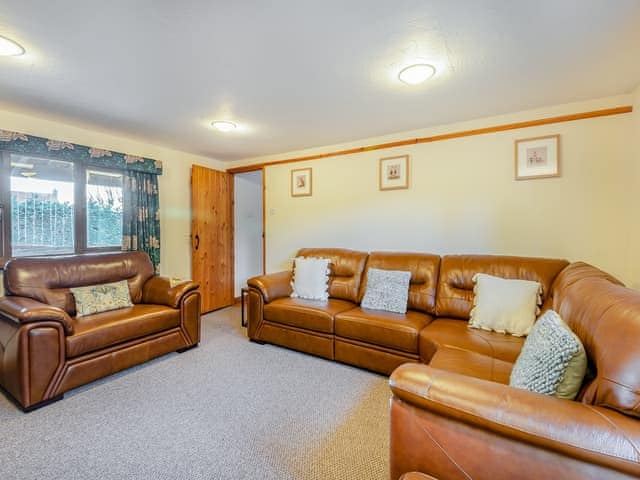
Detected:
[0,153,124,263]
[86,169,123,248]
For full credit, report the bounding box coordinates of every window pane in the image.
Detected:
[86,169,123,248]
[10,155,75,256]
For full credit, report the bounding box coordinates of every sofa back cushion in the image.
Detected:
[296,248,368,303]
[358,252,440,314]
[436,255,569,319]
[4,251,155,316]
[552,263,640,417]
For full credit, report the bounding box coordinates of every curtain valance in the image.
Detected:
[0,129,162,175]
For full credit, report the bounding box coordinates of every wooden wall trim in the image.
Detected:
[227,105,632,174]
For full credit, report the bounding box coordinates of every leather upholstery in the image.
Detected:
[248,271,292,304]
[0,252,200,410]
[399,473,439,480]
[390,260,640,479]
[335,307,432,353]
[296,248,368,303]
[552,263,640,417]
[142,277,199,308]
[0,296,74,334]
[66,305,181,358]
[359,252,440,314]
[390,364,640,479]
[419,318,524,363]
[264,297,355,333]
[3,251,155,316]
[436,255,569,319]
[428,346,513,384]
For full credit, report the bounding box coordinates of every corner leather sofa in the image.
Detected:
[247,248,640,479]
[0,251,200,411]
[390,262,640,480]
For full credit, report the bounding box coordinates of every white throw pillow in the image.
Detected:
[469,273,542,336]
[290,257,330,301]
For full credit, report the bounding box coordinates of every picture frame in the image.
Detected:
[379,155,409,191]
[515,134,560,180]
[290,167,312,197]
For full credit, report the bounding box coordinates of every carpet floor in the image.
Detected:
[0,306,390,479]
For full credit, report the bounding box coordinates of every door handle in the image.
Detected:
[194,234,200,251]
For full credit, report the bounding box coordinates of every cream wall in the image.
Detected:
[233,94,639,288]
[0,108,224,280]
[629,85,640,289]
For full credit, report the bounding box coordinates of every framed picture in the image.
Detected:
[515,135,560,180]
[379,155,409,191]
[291,167,312,197]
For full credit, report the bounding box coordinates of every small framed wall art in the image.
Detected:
[515,135,560,180]
[379,155,409,191]
[291,167,312,197]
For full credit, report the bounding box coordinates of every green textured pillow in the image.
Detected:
[510,310,587,400]
[71,280,133,317]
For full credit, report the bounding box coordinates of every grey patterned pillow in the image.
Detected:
[71,280,134,317]
[510,310,587,400]
[361,268,411,314]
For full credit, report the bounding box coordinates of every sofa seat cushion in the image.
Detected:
[420,318,524,363]
[429,346,514,384]
[335,307,433,353]
[263,297,355,333]
[66,304,181,358]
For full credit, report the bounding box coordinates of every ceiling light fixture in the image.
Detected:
[398,63,436,85]
[211,121,237,132]
[0,35,25,56]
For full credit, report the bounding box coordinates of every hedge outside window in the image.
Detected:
[0,130,162,273]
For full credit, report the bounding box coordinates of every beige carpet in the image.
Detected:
[0,306,390,480]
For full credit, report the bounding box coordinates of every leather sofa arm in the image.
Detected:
[247,271,292,303]
[390,363,640,477]
[141,276,199,308]
[0,296,74,335]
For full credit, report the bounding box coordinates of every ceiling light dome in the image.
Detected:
[398,63,436,85]
[211,121,237,132]
[0,35,25,56]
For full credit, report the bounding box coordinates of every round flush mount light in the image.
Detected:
[0,35,25,56]
[398,63,436,85]
[211,120,237,132]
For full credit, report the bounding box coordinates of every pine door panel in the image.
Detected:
[191,165,234,313]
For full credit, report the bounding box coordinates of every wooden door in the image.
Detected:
[191,165,234,313]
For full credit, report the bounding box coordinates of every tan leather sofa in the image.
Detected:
[0,251,200,411]
[390,262,640,480]
[248,248,640,478]
[247,248,567,375]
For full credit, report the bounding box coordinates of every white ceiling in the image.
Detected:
[0,0,639,161]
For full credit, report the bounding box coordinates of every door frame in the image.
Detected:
[230,166,266,277]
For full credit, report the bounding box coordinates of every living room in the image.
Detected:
[0,2,639,479]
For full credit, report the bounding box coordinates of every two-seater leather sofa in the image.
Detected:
[247,248,640,479]
[0,251,200,411]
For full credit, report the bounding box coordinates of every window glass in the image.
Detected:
[86,169,123,248]
[10,155,75,256]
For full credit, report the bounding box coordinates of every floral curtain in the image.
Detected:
[121,170,161,273]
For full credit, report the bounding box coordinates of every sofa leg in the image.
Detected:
[177,344,198,353]
[23,394,64,413]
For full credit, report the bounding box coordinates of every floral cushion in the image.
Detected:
[71,280,133,317]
